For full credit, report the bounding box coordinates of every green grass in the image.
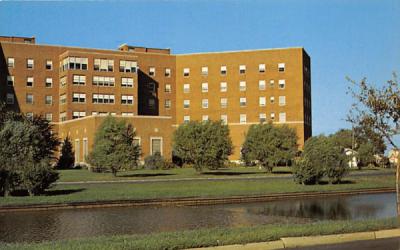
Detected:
[57,166,395,183]
[0,174,395,206]
[1,217,397,250]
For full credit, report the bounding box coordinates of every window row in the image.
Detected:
[182,80,286,93]
[62,75,135,88]
[60,57,137,73]
[6,93,53,105]
[147,67,172,78]
[7,57,53,70]
[182,63,285,77]
[71,93,135,105]
[183,112,287,124]
[7,76,54,88]
[182,96,286,108]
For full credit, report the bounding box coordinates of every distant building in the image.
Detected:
[344,148,358,168]
[0,36,312,163]
[388,149,399,165]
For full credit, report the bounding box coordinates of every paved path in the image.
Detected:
[291,237,400,250]
[56,171,394,185]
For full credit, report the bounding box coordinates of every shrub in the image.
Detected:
[241,123,298,172]
[293,158,319,185]
[20,159,59,196]
[144,152,165,170]
[56,136,75,169]
[173,120,233,172]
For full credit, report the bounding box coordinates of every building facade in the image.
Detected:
[0,36,311,162]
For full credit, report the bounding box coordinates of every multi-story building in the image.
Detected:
[0,36,311,162]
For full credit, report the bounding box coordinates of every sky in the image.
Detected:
[0,0,399,137]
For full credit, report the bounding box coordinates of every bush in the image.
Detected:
[241,123,298,172]
[144,152,165,170]
[173,121,233,172]
[20,159,59,196]
[56,136,75,169]
[293,158,319,185]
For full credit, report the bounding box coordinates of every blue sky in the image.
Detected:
[0,0,399,136]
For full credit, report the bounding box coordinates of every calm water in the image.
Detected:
[0,192,396,243]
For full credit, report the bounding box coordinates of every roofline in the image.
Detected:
[176,47,305,56]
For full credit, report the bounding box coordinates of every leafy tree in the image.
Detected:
[293,158,318,185]
[241,123,297,172]
[347,73,399,213]
[56,136,75,169]
[173,120,233,172]
[144,152,165,170]
[20,159,59,196]
[357,142,376,167]
[87,116,141,176]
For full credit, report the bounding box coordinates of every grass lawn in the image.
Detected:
[2,217,398,250]
[57,166,395,182]
[0,174,395,206]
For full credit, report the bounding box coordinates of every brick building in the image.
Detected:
[0,36,311,162]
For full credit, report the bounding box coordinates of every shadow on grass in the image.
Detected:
[121,173,175,178]
[272,170,292,174]
[10,188,86,197]
[202,171,259,176]
[318,180,356,185]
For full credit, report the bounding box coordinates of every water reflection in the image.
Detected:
[0,193,395,243]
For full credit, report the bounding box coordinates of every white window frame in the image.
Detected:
[239,65,246,74]
[239,81,246,91]
[220,65,227,75]
[240,97,247,107]
[165,84,171,93]
[183,84,190,93]
[183,68,190,77]
[279,96,286,106]
[279,112,286,122]
[149,67,156,76]
[220,82,227,92]
[7,75,14,86]
[202,82,208,93]
[183,115,190,123]
[278,63,285,72]
[150,137,163,156]
[240,114,247,124]
[279,79,286,89]
[202,99,208,109]
[201,66,208,76]
[45,78,53,88]
[259,80,266,90]
[259,113,267,123]
[259,64,266,73]
[183,99,190,109]
[202,115,209,121]
[221,115,228,125]
[6,93,14,104]
[259,97,266,107]
[7,57,14,68]
[220,98,227,108]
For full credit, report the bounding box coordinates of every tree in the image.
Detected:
[144,152,165,170]
[173,120,233,172]
[347,73,399,214]
[357,142,376,167]
[56,136,75,169]
[87,116,141,176]
[241,123,298,172]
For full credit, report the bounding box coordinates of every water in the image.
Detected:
[0,192,396,243]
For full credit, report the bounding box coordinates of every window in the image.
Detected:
[7,58,15,68]
[221,115,228,125]
[45,113,53,122]
[26,112,33,120]
[271,112,275,120]
[279,96,286,106]
[73,75,86,85]
[133,137,141,146]
[279,112,286,122]
[83,138,88,161]
[122,112,134,116]
[121,95,134,105]
[60,112,67,122]
[148,82,156,92]
[7,75,14,86]
[259,80,266,90]
[183,68,190,77]
[60,94,67,104]
[149,99,155,108]
[259,64,266,73]
[183,84,190,93]
[119,60,137,73]
[72,111,86,119]
[279,79,286,89]
[165,84,171,93]
[220,82,227,92]
[240,114,247,124]
[220,98,227,108]
[270,79,275,87]
[62,57,88,71]
[202,99,208,109]
[149,67,155,76]
[92,76,115,87]
[26,94,34,104]
[45,95,53,105]
[46,60,53,70]
[45,78,53,88]
[121,77,133,88]
[239,65,246,74]
[27,59,34,69]
[60,76,67,87]
[183,100,190,109]
[72,93,86,103]
[240,97,247,107]
[93,94,115,104]
[201,66,208,76]
[259,97,266,107]
[220,65,227,75]
[270,96,275,104]
[94,59,114,72]
[183,115,190,123]
[239,81,246,91]
[151,138,163,155]
[26,77,34,87]
[202,115,209,121]
[278,63,285,72]
[165,99,171,109]
[202,82,208,92]
[6,93,14,104]
[259,113,267,123]
[165,68,171,77]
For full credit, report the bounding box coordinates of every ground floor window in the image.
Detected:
[150,137,162,155]
[75,139,80,163]
[83,138,88,162]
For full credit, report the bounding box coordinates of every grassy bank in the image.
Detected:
[1,217,398,250]
[0,174,394,206]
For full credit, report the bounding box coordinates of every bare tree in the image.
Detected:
[347,73,399,215]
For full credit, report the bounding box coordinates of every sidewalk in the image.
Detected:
[189,228,400,249]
